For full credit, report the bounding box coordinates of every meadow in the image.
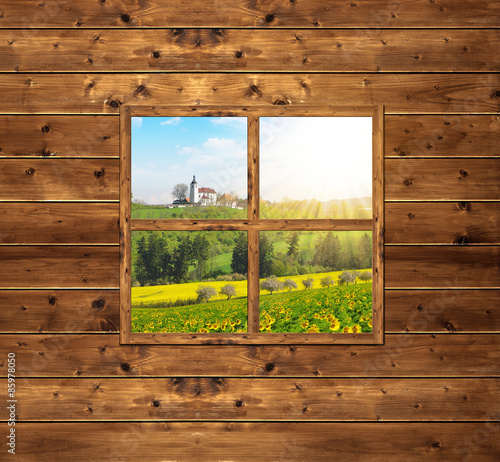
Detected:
[131,283,372,334]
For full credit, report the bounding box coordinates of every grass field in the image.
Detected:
[131,283,372,334]
[131,269,371,307]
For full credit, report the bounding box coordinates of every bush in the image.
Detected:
[284,279,298,291]
[261,275,284,295]
[302,277,314,290]
[359,271,372,282]
[219,284,237,300]
[216,274,233,281]
[231,273,247,281]
[196,285,217,303]
[320,275,334,288]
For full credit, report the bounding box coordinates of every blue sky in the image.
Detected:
[132,116,372,205]
[132,117,247,204]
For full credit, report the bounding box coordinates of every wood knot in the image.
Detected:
[408,213,415,219]
[289,346,296,353]
[120,13,131,23]
[265,13,275,22]
[92,298,106,311]
[337,391,342,397]
[109,100,121,109]
[152,399,161,407]
[446,322,456,333]
[265,362,275,371]
[492,90,500,99]
[86,82,94,90]
[234,400,243,407]
[458,169,469,179]
[53,391,58,397]
[48,296,57,306]
[151,50,161,59]
[120,362,131,372]
[458,201,470,211]
[94,169,105,178]
[453,235,469,245]
[41,125,50,133]
[98,346,106,353]
[403,179,413,186]
[136,84,146,93]
[417,305,424,311]
[234,51,244,59]
[25,167,36,176]
[432,440,441,450]
[273,97,291,105]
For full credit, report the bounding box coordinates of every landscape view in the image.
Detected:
[131,116,373,334]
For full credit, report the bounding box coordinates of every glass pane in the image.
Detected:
[131,230,248,333]
[260,117,372,219]
[131,117,247,219]
[258,231,372,333]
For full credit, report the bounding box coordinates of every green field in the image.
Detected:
[132,283,372,334]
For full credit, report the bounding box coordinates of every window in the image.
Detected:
[120,105,384,344]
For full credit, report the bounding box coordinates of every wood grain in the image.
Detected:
[12,422,500,461]
[385,246,500,288]
[385,290,500,333]
[385,158,500,200]
[0,115,118,157]
[1,0,498,28]
[3,377,498,422]
[2,29,499,73]
[0,290,119,332]
[385,115,500,157]
[2,334,498,377]
[0,159,118,201]
[0,74,498,114]
[0,203,119,244]
[0,246,119,288]
[1,289,498,334]
[385,202,500,244]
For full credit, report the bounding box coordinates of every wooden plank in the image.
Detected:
[2,29,500,73]
[0,115,118,157]
[0,74,498,114]
[385,246,500,288]
[3,377,498,422]
[0,246,119,288]
[131,219,372,231]
[385,202,500,244]
[2,334,498,377]
[1,289,497,335]
[385,159,500,201]
[0,290,119,333]
[385,290,500,333]
[0,203,119,244]
[0,159,118,201]
[385,115,500,158]
[119,105,131,344]
[11,422,500,461]
[1,0,498,28]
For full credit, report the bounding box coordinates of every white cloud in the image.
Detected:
[210,117,247,130]
[160,117,181,126]
[132,117,143,129]
[177,146,202,155]
[203,137,238,149]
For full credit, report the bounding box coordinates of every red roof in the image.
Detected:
[199,187,216,194]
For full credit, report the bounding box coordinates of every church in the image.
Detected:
[189,175,217,205]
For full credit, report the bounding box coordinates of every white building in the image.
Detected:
[189,176,217,205]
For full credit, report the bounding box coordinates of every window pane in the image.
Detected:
[258,231,372,333]
[131,230,248,333]
[131,117,247,219]
[260,117,372,219]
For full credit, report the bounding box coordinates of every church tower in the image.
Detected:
[189,175,198,204]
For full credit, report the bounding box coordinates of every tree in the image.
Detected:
[196,285,217,303]
[219,284,237,300]
[172,183,188,202]
[320,275,334,288]
[286,233,300,257]
[302,277,314,290]
[358,233,372,269]
[314,233,341,270]
[284,279,298,291]
[338,270,356,285]
[261,275,284,295]
[172,235,192,283]
[259,233,275,278]
[192,234,209,281]
[231,232,247,275]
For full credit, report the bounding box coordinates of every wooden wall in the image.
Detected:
[0,1,499,460]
